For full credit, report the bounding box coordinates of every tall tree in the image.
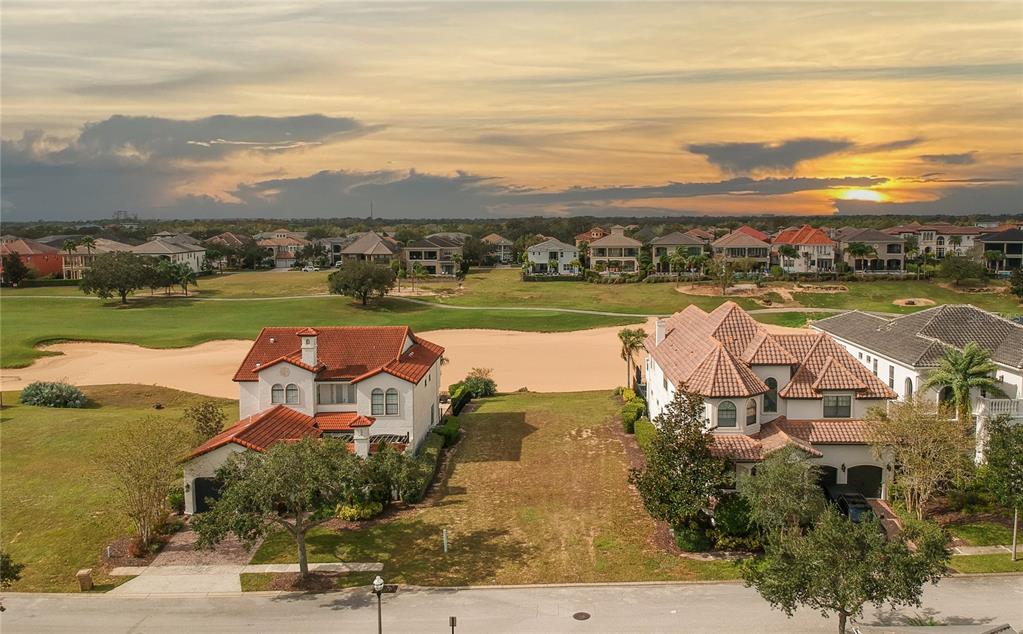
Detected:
[921,342,1006,428]
[844,242,877,270]
[865,398,974,519]
[327,261,396,305]
[984,250,1005,272]
[79,251,151,304]
[1009,268,1023,300]
[628,389,730,531]
[738,445,826,534]
[983,415,1023,561]
[78,235,97,256]
[185,400,228,443]
[742,507,949,634]
[939,255,987,287]
[904,236,920,279]
[617,328,647,389]
[710,256,736,295]
[193,437,366,576]
[2,253,31,286]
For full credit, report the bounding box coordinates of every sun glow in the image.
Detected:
[838,188,887,202]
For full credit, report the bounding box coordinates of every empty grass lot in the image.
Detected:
[0,385,235,592]
[949,522,1014,547]
[247,391,741,587]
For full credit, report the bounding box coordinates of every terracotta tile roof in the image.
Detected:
[685,228,715,240]
[757,420,822,457]
[0,238,60,256]
[234,326,443,383]
[811,356,868,391]
[712,231,770,249]
[312,412,375,431]
[742,330,799,365]
[778,334,895,399]
[710,434,763,461]
[708,417,868,462]
[735,225,770,242]
[686,346,769,397]
[774,225,834,246]
[773,417,870,444]
[187,405,322,459]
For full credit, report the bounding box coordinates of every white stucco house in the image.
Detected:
[526,238,580,275]
[182,326,444,514]
[132,237,206,272]
[645,302,899,499]
[813,305,1023,458]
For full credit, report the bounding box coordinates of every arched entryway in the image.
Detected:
[904,377,913,399]
[847,465,883,498]
[192,477,222,513]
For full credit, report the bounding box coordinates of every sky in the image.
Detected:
[2,1,1021,220]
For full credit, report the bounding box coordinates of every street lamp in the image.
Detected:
[373,575,384,634]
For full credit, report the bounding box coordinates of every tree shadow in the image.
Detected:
[456,412,536,463]
[861,605,995,627]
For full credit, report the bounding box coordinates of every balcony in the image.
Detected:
[974,398,1023,423]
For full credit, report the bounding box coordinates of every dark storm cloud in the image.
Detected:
[686,137,924,174]
[918,152,978,165]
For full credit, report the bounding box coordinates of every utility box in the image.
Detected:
[76,568,93,592]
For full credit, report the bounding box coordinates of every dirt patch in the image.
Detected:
[676,284,759,297]
[936,282,1008,294]
[893,298,936,307]
[792,283,847,294]
[265,571,347,592]
[149,521,258,566]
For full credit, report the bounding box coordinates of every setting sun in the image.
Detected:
[839,188,887,202]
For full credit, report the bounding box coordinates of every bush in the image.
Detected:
[184,400,227,442]
[673,520,713,552]
[19,381,87,408]
[635,417,655,454]
[400,432,445,503]
[710,532,764,552]
[621,398,647,433]
[463,367,497,398]
[450,384,472,415]
[167,486,185,514]
[435,416,461,447]
[620,388,637,402]
[336,500,384,521]
[713,493,754,537]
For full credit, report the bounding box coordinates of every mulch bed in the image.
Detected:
[265,572,344,592]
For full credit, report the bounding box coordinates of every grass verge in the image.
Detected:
[949,554,1023,574]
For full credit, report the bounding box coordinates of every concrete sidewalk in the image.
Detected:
[108,562,383,595]
[953,544,1019,556]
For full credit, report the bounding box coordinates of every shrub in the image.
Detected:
[184,400,227,442]
[19,381,87,408]
[635,417,655,454]
[710,532,764,552]
[621,398,647,433]
[673,520,712,552]
[436,416,461,447]
[463,367,498,398]
[713,493,754,537]
[450,385,472,415]
[167,486,185,514]
[620,388,637,402]
[1,551,25,589]
[336,500,384,521]
[400,432,445,503]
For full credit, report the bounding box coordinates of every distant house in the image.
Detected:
[315,236,353,266]
[526,238,579,276]
[711,231,771,270]
[649,232,704,273]
[833,227,905,273]
[182,326,444,514]
[977,228,1023,271]
[772,225,836,273]
[205,231,253,250]
[426,232,471,244]
[404,236,464,276]
[133,238,207,272]
[588,226,642,274]
[257,235,310,269]
[34,234,86,249]
[883,222,980,258]
[482,233,514,264]
[339,231,401,266]
[61,238,135,280]
[645,302,897,498]
[254,228,308,241]
[574,226,610,247]
[150,231,201,247]
[0,237,63,281]
[684,227,715,243]
[734,225,771,242]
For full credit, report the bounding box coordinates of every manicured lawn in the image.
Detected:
[949,553,1023,574]
[0,295,640,368]
[751,311,835,328]
[0,385,235,592]
[790,280,1019,315]
[249,391,742,585]
[948,522,1014,547]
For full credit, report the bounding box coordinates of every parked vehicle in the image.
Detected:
[301,265,320,272]
[824,484,876,523]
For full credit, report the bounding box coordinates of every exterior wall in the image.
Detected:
[8,252,63,278]
[411,360,442,448]
[777,244,835,273]
[252,364,317,416]
[183,444,247,514]
[785,394,882,419]
[355,372,415,438]
[527,246,579,275]
[238,381,260,418]
[403,246,463,276]
[733,445,893,498]
[750,365,791,419]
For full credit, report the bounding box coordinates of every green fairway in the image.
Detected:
[790,280,1019,315]
[751,311,836,328]
[0,295,641,368]
[0,385,234,592]
[249,391,742,585]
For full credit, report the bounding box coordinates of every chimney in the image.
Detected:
[299,328,318,366]
[655,319,665,345]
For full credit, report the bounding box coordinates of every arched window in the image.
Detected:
[718,401,737,427]
[271,384,284,403]
[763,378,778,413]
[285,384,299,405]
[904,377,913,399]
[746,399,757,425]
[385,388,399,415]
[371,389,384,415]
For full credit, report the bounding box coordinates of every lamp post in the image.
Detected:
[373,575,384,634]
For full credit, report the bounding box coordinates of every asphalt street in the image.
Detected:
[2,576,1021,633]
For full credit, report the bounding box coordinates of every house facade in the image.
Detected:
[132,238,207,272]
[977,228,1023,271]
[649,232,704,272]
[526,238,579,275]
[574,226,610,247]
[61,238,135,280]
[588,226,642,274]
[403,236,463,276]
[182,326,444,514]
[645,302,898,498]
[884,223,980,258]
[772,225,835,273]
[339,231,400,265]
[813,306,1023,459]
[711,231,771,270]
[482,233,514,264]
[0,237,64,281]
[833,227,905,272]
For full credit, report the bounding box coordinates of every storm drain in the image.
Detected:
[572,612,591,621]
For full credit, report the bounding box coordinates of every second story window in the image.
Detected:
[271,383,284,403]
[371,389,384,415]
[823,395,851,418]
[285,384,299,405]
[317,383,357,405]
[763,378,778,413]
[718,401,737,427]
[385,388,399,415]
[745,399,757,425]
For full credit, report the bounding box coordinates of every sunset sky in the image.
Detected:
[2,1,1021,220]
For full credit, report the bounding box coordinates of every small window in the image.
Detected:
[763,378,778,413]
[858,352,863,360]
[718,401,737,427]
[371,389,384,415]
[823,395,851,418]
[745,399,757,425]
[888,365,895,389]
[271,384,284,403]
[285,384,299,405]
[385,388,399,415]
[872,359,878,376]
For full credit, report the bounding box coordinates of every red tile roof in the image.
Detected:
[685,228,715,240]
[234,326,443,384]
[709,417,868,462]
[773,225,834,246]
[0,238,60,256]
[312,412,375,431]
[778,334,895,400]
[735,225,770,242]
[188,405,322,459]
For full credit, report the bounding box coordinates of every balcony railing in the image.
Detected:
[974,398,1023,422]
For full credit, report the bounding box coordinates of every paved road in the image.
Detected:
[3,577,1020,633]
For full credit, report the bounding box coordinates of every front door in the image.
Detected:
[193,477,222,513]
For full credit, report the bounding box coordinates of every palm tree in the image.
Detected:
[904,236,920,279]
[845,242,877,272]
[78,236,97,256]
[411,262,425,294]
[174,263,198,296]
[61,239,79,278]
[949,235,963,255]
[618,328,647,389]
[922,342,1006,427]
[985,250,1006,273]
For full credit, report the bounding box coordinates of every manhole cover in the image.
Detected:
[572,612,591,621]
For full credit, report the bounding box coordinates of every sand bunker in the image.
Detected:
[0,318,809,398]
[893,298,936,307]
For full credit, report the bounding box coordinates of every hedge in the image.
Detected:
[621,398,646,434]
[17,278,80,287]
[449,382,472,415]
[400,432,445,504]
[520,274,584,282]
[435,415,461,448]
[635,417,655,454]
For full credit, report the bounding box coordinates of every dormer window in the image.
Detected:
[718,401,737,427]
[271,384,284,403]
[285,384,299,405]
[823,395,851,418]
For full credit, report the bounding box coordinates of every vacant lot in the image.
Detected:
[0,385,235,592]
[249,391,740,586]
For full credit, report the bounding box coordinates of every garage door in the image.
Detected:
[818,465,838,489]
[846,465,882,498]
[193,477,222,513]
